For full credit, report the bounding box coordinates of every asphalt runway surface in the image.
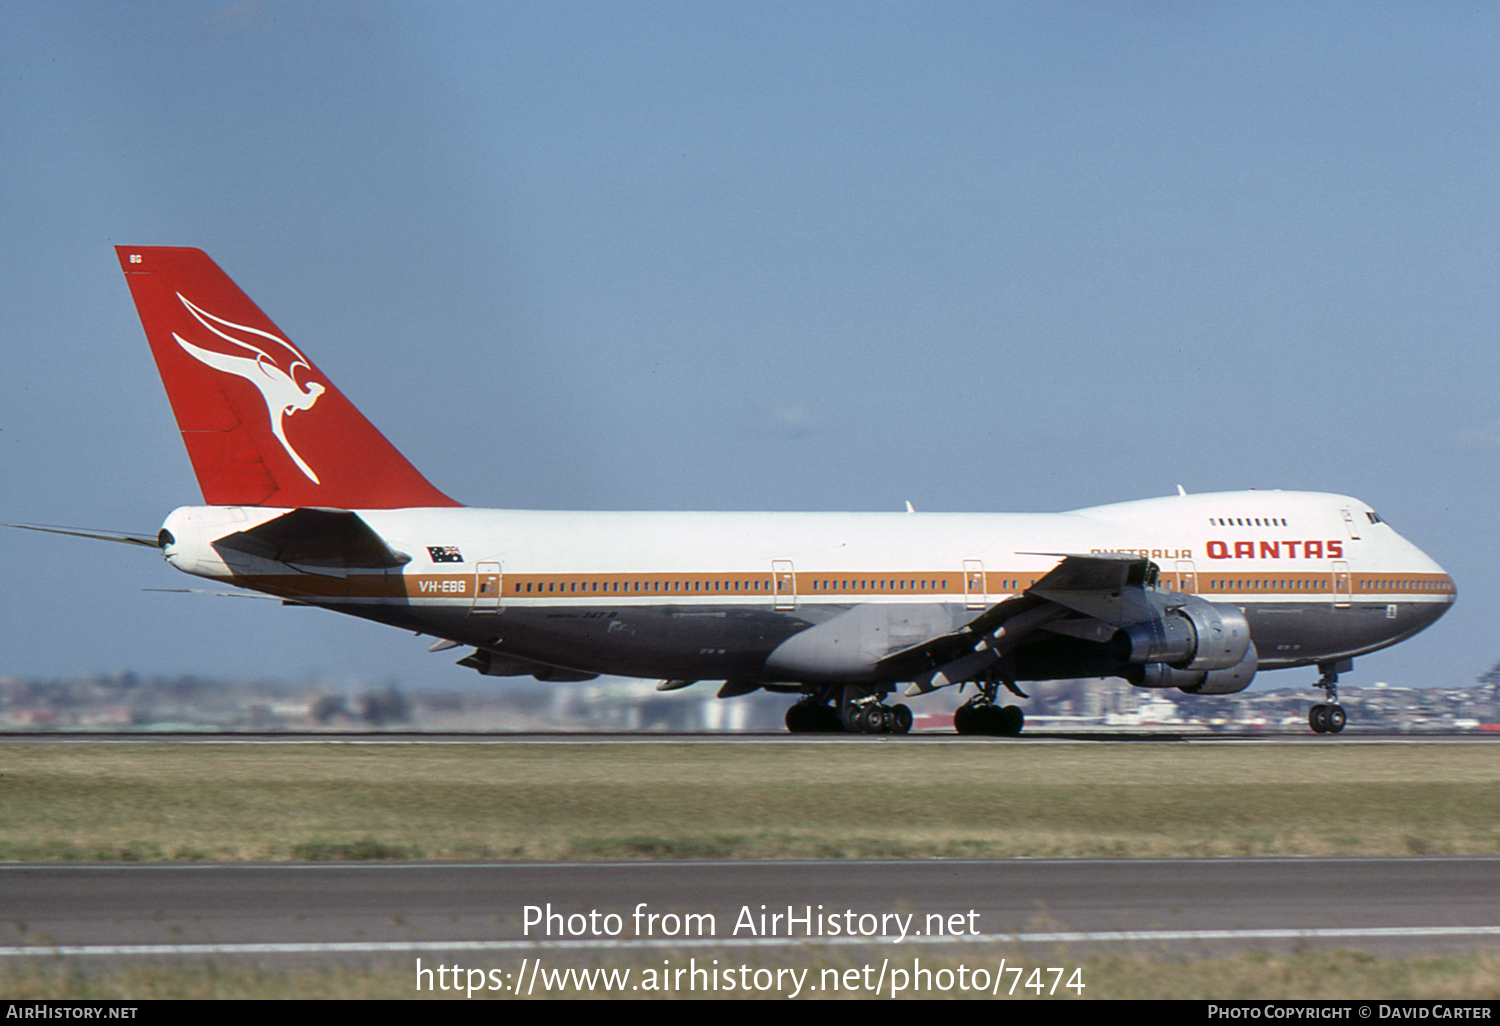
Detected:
[3,858,1500,965]
[5,730,1499,745]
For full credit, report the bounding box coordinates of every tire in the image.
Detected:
[890,704,913,734]
[980,705,1006,736]
[999,705,1024,736]
[1309,704,1329,733]
[1325,705,1346,734]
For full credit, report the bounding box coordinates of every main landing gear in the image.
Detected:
[1309,659,1351,734]
[953,676,1027,736]
[784,693,913,734]
[841,700,913,734]
[954,700,1024,736]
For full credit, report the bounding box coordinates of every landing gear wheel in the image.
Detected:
[998,705,1024,736]
[955,701,1023,737]
[786,701,841,733]
[889,704,913,735]
[1310,660,1351,735]
[857,704,890,734]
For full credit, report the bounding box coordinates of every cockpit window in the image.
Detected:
[1366,511,1384,524]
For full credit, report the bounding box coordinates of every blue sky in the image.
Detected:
[3,2,1498,694]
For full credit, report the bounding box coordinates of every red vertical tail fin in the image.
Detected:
[116,246,460,509]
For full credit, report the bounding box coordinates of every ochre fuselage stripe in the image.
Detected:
[207,568,1458,602]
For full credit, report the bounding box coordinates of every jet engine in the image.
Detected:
[1118,594,1257,695]
[1131,642,1258,694]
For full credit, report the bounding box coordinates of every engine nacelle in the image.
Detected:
[1134,641,1258,695]
[1119,595,1252,672]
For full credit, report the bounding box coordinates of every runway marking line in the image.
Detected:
[5,925,1500,958]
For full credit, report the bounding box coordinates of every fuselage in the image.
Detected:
[158,489,1454,687]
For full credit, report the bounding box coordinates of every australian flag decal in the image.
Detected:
[427,545,464,563]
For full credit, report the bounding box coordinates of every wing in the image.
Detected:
[886,553,1157,693]
[5,522,160,547]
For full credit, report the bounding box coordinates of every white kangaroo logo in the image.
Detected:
[172,294,326,483]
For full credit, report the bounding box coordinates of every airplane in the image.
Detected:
[8,247,1457,736]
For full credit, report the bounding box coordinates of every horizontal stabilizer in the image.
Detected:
[143,587,280,600]
[212,508,410,569]
[6,523,159,548]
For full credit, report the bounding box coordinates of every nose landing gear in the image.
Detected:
[1309,659,1351,734]
[1309,702,1346,734]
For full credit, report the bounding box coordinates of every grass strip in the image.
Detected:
[0,741,1498,862]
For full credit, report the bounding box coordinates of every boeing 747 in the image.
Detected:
[8,248,1457,735]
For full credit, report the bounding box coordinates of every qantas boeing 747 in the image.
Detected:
[9,247,1457,734]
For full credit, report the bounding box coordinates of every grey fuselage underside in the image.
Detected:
[310,594,1446,684]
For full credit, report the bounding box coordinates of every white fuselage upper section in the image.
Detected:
[161,490,1450,594]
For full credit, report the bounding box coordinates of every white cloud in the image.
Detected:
[200,2,273,40]
[767,404,819,438]
[1451,419,1500,451]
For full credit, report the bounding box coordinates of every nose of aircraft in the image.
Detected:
[1390,526,1456,637]
[1408,534,1455,605]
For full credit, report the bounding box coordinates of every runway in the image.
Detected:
[4,858,1500,964]
[5,730,1498,745]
